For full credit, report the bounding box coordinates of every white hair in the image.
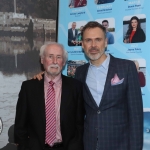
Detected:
[39,42,68,63]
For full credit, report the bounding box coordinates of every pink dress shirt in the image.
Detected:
[44,73,62,143]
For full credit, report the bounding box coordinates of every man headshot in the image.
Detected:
[14,42,84,150]
[68,22,78,46]
[75,21,143,150]
[102,20,114,44]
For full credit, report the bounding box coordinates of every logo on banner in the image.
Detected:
[0,118,3,135]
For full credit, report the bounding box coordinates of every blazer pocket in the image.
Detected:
[111,82,123,86]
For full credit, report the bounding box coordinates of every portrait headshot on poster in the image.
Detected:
[68,21,87,46]
[69,0,87,8]
[131,59,146,87]
[95,0,115,5]
[96,18,115,44]
[123,14,146,43]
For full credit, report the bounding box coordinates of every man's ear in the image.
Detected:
[63,60,66,67]
[105,38,108,47]
[81,41,84,49]
[41,57,43,64]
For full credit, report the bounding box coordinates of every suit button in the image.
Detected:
[95,128,98,130]
[97,110,101,114]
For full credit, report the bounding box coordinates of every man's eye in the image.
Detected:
[86,39,91,42]
[96,38,101,42]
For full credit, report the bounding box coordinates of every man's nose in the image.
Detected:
[91,40,96,47]
[53,57,57,64]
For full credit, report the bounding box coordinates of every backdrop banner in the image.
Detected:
[57,0,150,149]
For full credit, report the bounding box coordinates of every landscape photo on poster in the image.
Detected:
[67,60,86,78]
[0,0,58,148]
[123,14,146,44]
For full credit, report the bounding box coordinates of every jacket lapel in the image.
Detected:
[81,63,99,109]
[99,55,116,108]
[60,75,70,124]
[38,76,46,127]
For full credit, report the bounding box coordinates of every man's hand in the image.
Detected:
[33,72,44,80]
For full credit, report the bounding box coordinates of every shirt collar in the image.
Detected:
[89,53,110,70]
[44,73,62,86]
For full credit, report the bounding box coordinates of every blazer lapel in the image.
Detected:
[38,76,46,127]
[60,75,70,124]
[99,55,117,108]
[81,63,99,109]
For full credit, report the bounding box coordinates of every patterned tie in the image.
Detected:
[45,81,56,145]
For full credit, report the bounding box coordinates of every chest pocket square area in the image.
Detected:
[111,74,124,86]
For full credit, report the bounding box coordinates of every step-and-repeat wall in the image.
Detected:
[57,0,150,149]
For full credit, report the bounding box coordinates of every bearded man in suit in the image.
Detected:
[14,42,84,150]
[75,21,143,150]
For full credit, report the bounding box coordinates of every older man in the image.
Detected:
[14,42,84,150]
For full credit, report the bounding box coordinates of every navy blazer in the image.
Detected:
[14,75,84,150]
[75,55,143,150]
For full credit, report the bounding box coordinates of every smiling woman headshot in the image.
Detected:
[124,16,146,43]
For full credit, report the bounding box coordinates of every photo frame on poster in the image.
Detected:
[129,58,146,88]
[68,21,87,46]
[123,14,146,44]
[143,108,150,150]
[95,0,115,5]
[96,18,115,45]
[68,0,87,8]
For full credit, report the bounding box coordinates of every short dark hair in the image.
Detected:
[81,21,106,40]
[102,20,109,24]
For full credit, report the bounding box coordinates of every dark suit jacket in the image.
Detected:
[130,28,146,43]
[75,55,143,150]
[14,74,84,150]
[68,28,78,46]
[0,143,17,150]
